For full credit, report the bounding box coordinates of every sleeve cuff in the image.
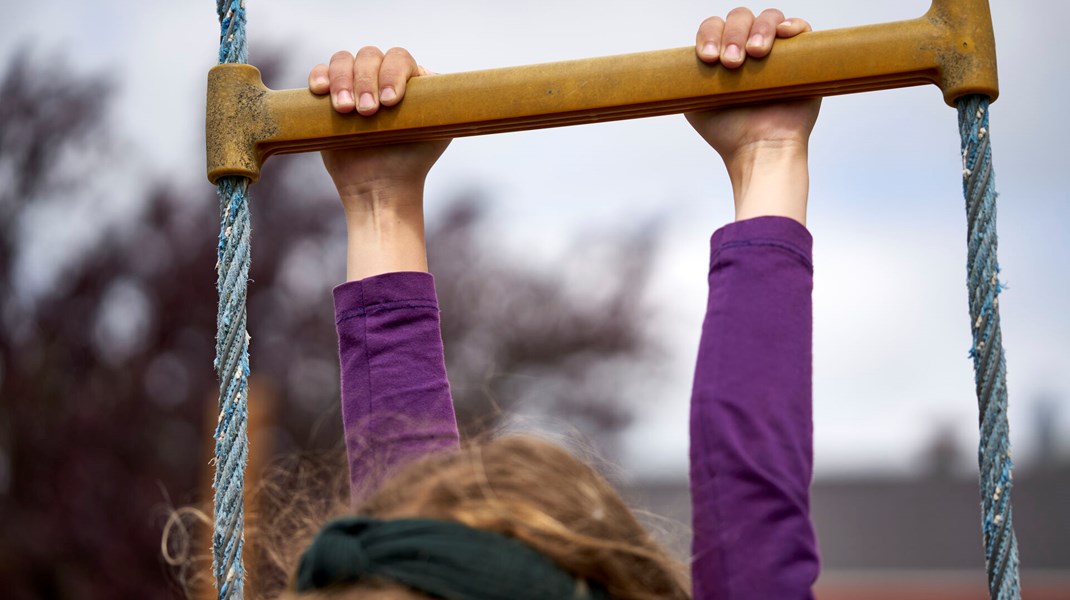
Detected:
[332,272,439,324]
[710,216,813,269]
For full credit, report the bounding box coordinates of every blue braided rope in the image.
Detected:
[958,95,1021,599]
[214,1,250,598]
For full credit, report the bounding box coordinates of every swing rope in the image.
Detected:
[213,1,250,598]
[957,94,1021,599]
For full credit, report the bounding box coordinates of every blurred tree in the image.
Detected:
[430,197,658,440]
[0,51,658,599]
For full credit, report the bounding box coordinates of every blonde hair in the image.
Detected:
[168,436,690,600]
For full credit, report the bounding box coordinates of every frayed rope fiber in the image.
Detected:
[213,1,250,598]
[958,94,1021,600]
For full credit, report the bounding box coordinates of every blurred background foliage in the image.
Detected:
[0,52,660,598]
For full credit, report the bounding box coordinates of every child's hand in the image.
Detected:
[687,9,820,224]
[308,47,450,215]
[687,9,820,164]
[310,47,447,280]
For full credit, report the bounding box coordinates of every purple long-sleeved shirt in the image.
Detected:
[333,215,819,598]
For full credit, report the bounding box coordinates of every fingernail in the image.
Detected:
[701,42,718,58]
[747,34,764,49]
[313,75,329,88]
[780,19,793,27]
[380,87,397,103]
[358,92,375,110]
[337,90,354,106]
[724,44,742,62]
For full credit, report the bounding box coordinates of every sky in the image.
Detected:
[3,0,1068,479]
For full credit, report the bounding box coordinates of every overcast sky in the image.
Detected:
[4,0,1068,478]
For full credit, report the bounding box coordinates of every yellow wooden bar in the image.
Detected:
[206,0,997,183]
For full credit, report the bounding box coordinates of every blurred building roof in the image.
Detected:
[625,462,1070,596]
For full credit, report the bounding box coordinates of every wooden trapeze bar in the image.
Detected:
[205,0,998,183]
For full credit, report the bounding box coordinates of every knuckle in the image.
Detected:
[754,20,776,35]
[700,15,725,28]
[356,45,384,59]
[727,6,754,19]
[330,50,353,63]
[385,46,414,61]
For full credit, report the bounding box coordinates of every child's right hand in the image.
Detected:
[308,47,450,215]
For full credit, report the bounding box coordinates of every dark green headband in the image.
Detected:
[295,516,612,599]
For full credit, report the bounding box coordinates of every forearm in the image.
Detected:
[689,143,817,598]
[342,181,429,281]
[335,272,459,502]
[689,217,818,599]
[335,179,461,501]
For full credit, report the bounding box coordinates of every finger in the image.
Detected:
[353,45,385,115]
[720,7,755,68]
[745,8,785,58]
[378,47,418,106]
[328,50,356,113]
[776,17,813,38]
[695,16,726,63]
[308,63,330,95]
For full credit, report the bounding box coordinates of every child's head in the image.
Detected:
[284,435,690,600]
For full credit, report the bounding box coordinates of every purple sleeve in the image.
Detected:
[689,216,820,599]
[333,271,460,501]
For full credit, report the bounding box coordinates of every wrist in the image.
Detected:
[725,142,809,226]
[341,183,429,281]
[337,177,426,217]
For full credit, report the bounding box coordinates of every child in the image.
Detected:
[293,7,820,599]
